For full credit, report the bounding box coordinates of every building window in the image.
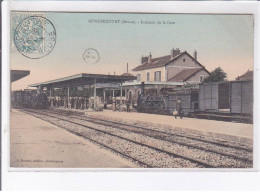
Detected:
[200,75,204,82]
[137,74,141,81]
[147,72,150,81]
[183,58,186,62]
[154,71,161,81]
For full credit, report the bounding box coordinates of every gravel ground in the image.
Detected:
[70,113,252,162]
[87,113,253,150]
[24,110,203,168]
[22,109,253,168]
[66,116,252,168]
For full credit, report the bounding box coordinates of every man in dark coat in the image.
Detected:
[71,97,75,109]
[126,99,131,112]
[175,98,183,119]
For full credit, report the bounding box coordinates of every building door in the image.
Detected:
[218,82,230,109]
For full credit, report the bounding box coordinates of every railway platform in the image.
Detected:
[86,110,253,145]
[10,109,137,168]
[53,107,253,145]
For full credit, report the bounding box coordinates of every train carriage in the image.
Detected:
[11,89,49,109]
[198,80,253,115]
[230,80,253,115]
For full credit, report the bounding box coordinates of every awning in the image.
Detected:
[11,70,30,82]
[29,73,136,88]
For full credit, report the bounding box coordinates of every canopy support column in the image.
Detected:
[50,87,53,97]
[120,82,123,104]
[94,79,97,98]
[67,84,70,108]
[125,88,127,99]
[94,78,97,110]
[103,90,106,104]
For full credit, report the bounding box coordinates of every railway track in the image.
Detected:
[59,111,253,161]
[40,109,253,163]
[21,109,253,168]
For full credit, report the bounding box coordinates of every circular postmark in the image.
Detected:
[83,48,100,64]
[14,16,56,59]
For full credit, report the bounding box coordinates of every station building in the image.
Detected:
[123,48,210,98]
[132,48,210,83]
[236,70,253,81]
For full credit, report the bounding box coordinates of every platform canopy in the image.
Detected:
[29,73,137,89]
[11,70,30,82]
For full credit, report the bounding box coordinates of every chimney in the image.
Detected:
[141,55,148,64]
[148,52,152,63]
[127,63,129,73]
[171,48,181,59]
[171,48,174,59]
[193,50,197,60]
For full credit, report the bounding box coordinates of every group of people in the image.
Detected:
[48,96,89,110]
[112,98,132,112]
[48,95,183,118]
[48,96,63,107]
[69,96,88,109]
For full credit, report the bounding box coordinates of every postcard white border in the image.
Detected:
[2,0,260,190]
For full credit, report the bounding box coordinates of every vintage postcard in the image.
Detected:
[6,9,255,169]
[2,0,260,191]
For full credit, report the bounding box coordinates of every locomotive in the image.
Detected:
[136,94,169,115]
[12,87,49,109]
[136,80,253,123]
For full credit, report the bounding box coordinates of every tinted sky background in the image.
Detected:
[11,12,254,90]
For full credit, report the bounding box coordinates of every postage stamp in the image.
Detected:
[14,16,56,59]
[83,48,100,64]
[11,12,46,52]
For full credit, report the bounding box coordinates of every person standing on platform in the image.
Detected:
[175,98,183,119]
[81,97,84,110]
[71,97,75,109]
[56,97,59,107]
[64,97,68,108]
[85,97,89,109]
[112,97,116,111]
[53,97,57,107]
[75,96,78,109]
[126,99,130,112]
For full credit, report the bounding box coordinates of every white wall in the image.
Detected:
[134,66,166,82]
[166,53,202,80]
[133,53,207,82]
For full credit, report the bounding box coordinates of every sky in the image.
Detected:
[11,12,254,90]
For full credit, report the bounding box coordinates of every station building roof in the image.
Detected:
[11,70,30,82]
[236,70,253,81]
[29,73,137,88]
